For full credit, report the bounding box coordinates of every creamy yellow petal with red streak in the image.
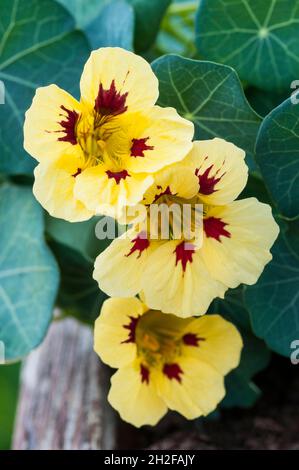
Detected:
[24,84,82,162]
[183,139,248,205]
[181,315,243,375]
[202,198,279,288]
[108,360,167,427]
[142,240,227,317]
[33,155,93,222]
[80,47,159,113]
[143,163,199,205]
[94,297,147,368]
[74,165,153,218]
[156,356,225,419]
[93,229,159,297]
[122,106,194,174]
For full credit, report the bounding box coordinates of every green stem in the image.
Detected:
[169,1,198,16]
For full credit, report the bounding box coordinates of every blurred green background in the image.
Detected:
[0,364,20,450]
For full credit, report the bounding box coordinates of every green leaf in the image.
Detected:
[238,174,272,205]
[245,234,299,356]
[49,241,107,324]
[56,0,109,27]
[86,1,134,50]
[210,287,270,408]
[46,215,112,263]
[152,55,261,165]
[128,0,171,52]
[255,97,299,220]
[210,287,251,332]
[246,87,290,118]
[223,331,271,409]
[0,184,59,361]
[283,219,299,260]
[0,0,90,175]
[196,0,299,92]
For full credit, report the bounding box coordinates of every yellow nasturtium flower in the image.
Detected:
[94,297,243,427]
[93,138,279,317]
[24,47,194,221]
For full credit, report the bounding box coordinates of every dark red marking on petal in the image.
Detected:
[195,163,225,195]
[58,105,79,145]
[106,169,130,184]
[122,315,140,344]
[163,363,183,383]
[126,232,150,258]
[183,333,205,347]
[152,185,174,204]
[130,137,154,157]
[203,217,231,242]
[72,168,82,178]
[95,80,128,116]
[174,241,195,272]
[140,364,150,384]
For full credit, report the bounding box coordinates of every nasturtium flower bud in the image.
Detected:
[94,297,243,427]
[93,138,279,317]
[24,47,194,221]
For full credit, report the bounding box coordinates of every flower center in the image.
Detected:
[75,111,124,169]
[135,310,182,368]
[147,189,204,242]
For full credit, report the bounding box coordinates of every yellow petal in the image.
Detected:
[201,198,279,288]
[183,139,248,205]
[33,155,93,222]
[181,315,243,375]
[94,297,147,368]
[108,360,167,427]
[143,162,199,205]
[122,106,194,174]
[80,47,159,113]
[156,356,225,419]
[24,84,82,162]
[142,240,227,317]
[74,165,153,218]
[93,229,158,297]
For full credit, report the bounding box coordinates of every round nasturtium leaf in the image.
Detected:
[255,97,299,220]
[245,234,299,357]
[0,184,59,361]
[0,0,90,176]
[196,0,299,92]
[152,54,261,165]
